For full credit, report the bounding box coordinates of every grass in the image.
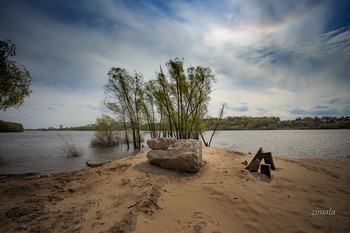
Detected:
[60,135,83,157]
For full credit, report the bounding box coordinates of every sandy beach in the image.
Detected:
[0,147,349,233]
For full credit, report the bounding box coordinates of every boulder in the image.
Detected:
[147,139,202,172]
[147,137,176,150]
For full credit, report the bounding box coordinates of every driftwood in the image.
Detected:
[245,147,275,172]
[245,158,261,172]
[262,152,275,170]
[86,161,111,167]
[260,164,271,178]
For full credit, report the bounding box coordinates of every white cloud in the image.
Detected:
[0,85,103,128]
[0,0,349,128]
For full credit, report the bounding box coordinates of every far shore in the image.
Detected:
[22,128,350,131]
[1,147,349,233]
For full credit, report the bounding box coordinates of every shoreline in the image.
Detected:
[0,155,348,179]
[1,147,349,232]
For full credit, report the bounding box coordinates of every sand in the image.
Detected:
[0,147,349,233]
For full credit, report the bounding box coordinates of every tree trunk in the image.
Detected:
[200,133,209,147]
[122,117,129,149]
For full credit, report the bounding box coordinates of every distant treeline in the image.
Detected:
[27,116,350,132]
[28,124,97,131]
[204,116,350,130]
[0,120,24,132]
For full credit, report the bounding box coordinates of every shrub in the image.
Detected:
[91,131,122,147]
[90,131,145,148]
[60,135,83,157]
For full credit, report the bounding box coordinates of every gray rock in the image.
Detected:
[167,139,202,162]
[147,137,176,150]
[146,139,202,172]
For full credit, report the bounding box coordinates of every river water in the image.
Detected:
[203,130,350,160]
[0,130,349,174]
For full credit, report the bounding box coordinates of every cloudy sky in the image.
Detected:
[0,0,349,129]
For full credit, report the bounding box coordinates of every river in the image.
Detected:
[0,130,349,174]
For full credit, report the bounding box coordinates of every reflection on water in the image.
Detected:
[0,130,349,174]
[90,146,143,161]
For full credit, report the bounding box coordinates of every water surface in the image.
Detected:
[202,130,350,160]
[0,131,144,174]
[0,130,349,174]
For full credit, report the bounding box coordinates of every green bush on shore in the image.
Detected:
[0,120,24,132]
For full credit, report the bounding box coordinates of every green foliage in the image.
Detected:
[104,58,216,146]
[94,114,119,131]
[0,39,32,111]
[0,120,24,132]
[140,81,158,138]
[150,58,216,139]
[40,124,96,131]
[203,116,350,130]
[91,114,121,147]
[104,68,143,149]
[68,124,96,131]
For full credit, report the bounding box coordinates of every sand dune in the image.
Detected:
[0,147,349,233]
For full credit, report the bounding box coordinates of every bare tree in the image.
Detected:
[60,134,82,157]
[201,103,226,146]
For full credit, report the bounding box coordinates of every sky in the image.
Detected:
[0,0,349,129]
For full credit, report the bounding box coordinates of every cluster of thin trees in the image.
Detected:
[103,58,219,149]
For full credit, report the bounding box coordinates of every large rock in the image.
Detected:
[147,137,176,150]
[146,139,202,172]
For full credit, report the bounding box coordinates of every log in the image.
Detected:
[86,161,110,167]
[245,147,263,172]
[245,158,261,172]
[260,164,271,178]
[245,147,276,171]
[262,152,275,170]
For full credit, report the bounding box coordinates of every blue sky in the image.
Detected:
[0,0,349,128]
